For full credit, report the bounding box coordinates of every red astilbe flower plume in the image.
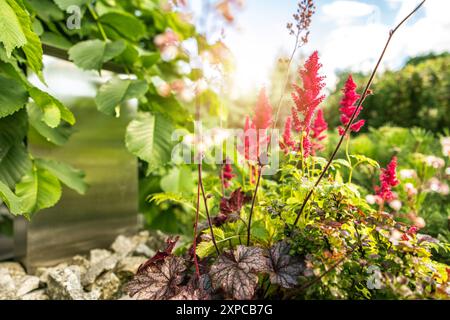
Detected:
[221,159,235,189]
[376,156,400,202]
[253,88,273,130]
[280,116,296,154]
[338,75,365,136]
[239,89,273,162]
[291,51,325,134]
[311,108,328,154]
[239,116,257,162]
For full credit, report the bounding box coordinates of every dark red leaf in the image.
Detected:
[137,236,179,274]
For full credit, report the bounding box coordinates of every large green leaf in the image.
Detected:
[0,0,27,57]
[0,74,28,118]
[35,158,87,195]
[15,165,62,215]
[0,140,32,188]
[27,104,72,146]
[0,180,23,215]
[160,166,194,196]
[68,39,126,71]
[95,78,148,116]
[29,87,75,127]
[125,112,173,171]
[7,0,44,80]
[99,11,146,41]
[26,0,64,22]
[53,0,89,10]
[0,108,28,143]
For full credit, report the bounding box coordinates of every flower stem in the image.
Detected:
[247,164,262,246]
[292,0,426,229]
[192,176,201,278]
[198,163,220,256]
[345,135,353,183]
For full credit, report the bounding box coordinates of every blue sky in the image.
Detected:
[189,0,449,96]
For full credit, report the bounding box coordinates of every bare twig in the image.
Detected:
[292,0,426,228]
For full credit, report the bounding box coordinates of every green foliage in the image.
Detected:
[68,39,126,71]
[0,0,224,218]
[15,163,62,216]
[140,136,450,299]
[0,0,27,57]
[0,74,28,118]
[325,126,449,243]
[125,112,174,172]
[95,78,148,116]
[34,158,88,195]
[0,180,24,215]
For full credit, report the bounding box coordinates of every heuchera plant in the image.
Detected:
[127,0,449,300]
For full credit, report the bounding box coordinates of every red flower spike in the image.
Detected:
[338,75,365,135]
[280,116,296,154]
[376,156,399,202]
[291,51,325,158]
[221,160,234,189]
[311,108,328,154]
[312,109,328,141]
[291,51,326,135]
[302,136,312,158]
[252,88,273,130]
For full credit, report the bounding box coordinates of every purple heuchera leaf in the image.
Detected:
[220,188,250,216]
[169,274,212,300]
[267,241,304,288]
[209,245,268,300]
[137,236,179,274]
[126,255,186,300]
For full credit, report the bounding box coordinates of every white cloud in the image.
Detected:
[322,1,378,23]
[315,0,450,89]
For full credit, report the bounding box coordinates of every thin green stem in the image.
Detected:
[88,4,108,41]
[192,176,201,278]
[247,164,262,246]
[345,135,353,183]
[198,163,220,256]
